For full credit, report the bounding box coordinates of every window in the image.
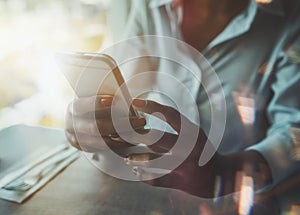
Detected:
[0,0,112,129]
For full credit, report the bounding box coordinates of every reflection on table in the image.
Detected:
[1,154,300,215]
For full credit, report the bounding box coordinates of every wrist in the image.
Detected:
[213,150,273,196]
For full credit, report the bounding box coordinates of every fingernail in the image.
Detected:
[124,155,130,165]
[132,99,146,107]
[132,117,146,127]
[138,117,147,126]
[111,137,124,142]
[100,98,112,106]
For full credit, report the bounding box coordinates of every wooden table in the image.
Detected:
[1,155,299,215]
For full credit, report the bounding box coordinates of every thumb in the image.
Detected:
[132,99,181,132]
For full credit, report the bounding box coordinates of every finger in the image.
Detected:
[132,99,181,132]
[70,95,113,116]
[120,129,177,153]
[66,130,135,152]
[67,115,146,136]
[124,153,161,165]
[65,130,108,152]
[65,109,112,134]
[132,166,177,188]
[65,130,82,150]
[125,153,181,169]
[94,108,112,119]
[105,138,136,151]
[147,131,177,153]
[65,132,103,152]
[98,117,146,136]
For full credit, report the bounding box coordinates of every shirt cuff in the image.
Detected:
[247,130,299,191]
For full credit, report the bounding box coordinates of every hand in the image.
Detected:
[125,99,272,198]
[124,99,221,198]
[65,95,146,152]
[124,99,273,198]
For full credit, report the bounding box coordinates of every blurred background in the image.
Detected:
[0,0,132,129]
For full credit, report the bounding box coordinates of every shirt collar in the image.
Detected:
[149,0,172,9]
[204,0,258,50]
[149,0,285,17]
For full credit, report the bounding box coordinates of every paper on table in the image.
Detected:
[0,124,79,203]
[0,151,79,203]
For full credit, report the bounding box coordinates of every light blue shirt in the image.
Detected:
[119,0,300,188]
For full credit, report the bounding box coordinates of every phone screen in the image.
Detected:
[56,51,137,117]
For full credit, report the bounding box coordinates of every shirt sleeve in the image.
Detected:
[248,37,300,188]
[122,0,152,39]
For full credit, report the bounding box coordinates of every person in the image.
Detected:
[65,0,300,198]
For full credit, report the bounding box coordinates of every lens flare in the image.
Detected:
[255,0,272,4]
[291,127,300,160]
[238,176,254,215]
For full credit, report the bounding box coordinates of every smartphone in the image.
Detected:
[56,51,138,117]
